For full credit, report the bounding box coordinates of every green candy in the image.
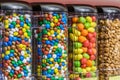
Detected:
[92,61,95,65]
[38,21,43,26]
[43,20,48,24]
[58,77,64,80]
[74,67,82,73]
[91,72,96,77]
[84,22,91,29]
[47,69,51,73]
[57,26,60,29]
[27,23,31,27]
[42,64,46,67]
[23,66,26,70]
[11,60,15,65]
[73,42,82,48]
[11,21,16,26]
[57,59,61,63]
[9,72,13,77]
[10,50,14,53]
[68,28,72,33]
[51,76,56,80]
[46,59,50,62]
[20,16,24,21]
[83,53,90,59]
[74,61,81,67]
[18,60,23,65]
[56,15,60,19]
[42,29,48,34]
[18,74,22,78]
[54,42,58,46]
[79,17,86,23]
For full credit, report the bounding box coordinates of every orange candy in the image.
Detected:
[92,43,96,48]
[87,60,92,67]
[82,47,88,53]
[78,36,86,43]
[4,37,9,42]
[92,48,96,54]
[72,17,78,23]
[48,36,52,40]
[77,23,84,31]
[81,29,88,36]
[16,19,20,24]
[18,30,23,35]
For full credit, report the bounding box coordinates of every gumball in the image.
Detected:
[78,36,86,43]
[77,23,84,31]
[86,16,92,23]
[87,60,92,67]
[81,58,87,64]
[81,29,88,36]
[79,17,86,23]
[83,40,89,47]
[90,55,96,60]
[72,17,78,23]
[83,53,90,59]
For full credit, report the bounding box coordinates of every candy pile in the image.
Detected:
[2,13,32,79]
[40,12,68,80]
[69,16,97,79]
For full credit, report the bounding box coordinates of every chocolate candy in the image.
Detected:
[68,16,97,79]
[2,13,32,80]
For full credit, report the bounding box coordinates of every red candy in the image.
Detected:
[83,40,89,47]
[81,64,87,68]
[81,58,87,64]
[90,55,96,60]
[86,72,91,78]
[87,48,93,55]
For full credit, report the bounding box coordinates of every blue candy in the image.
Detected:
[47,54,52,58]
[9,53,14,57]
[7,41,12,46]
[20,55,24,61]
[9,24,14,29]
[13,37,17,41]
[45,24,50,29]
[46,40,50,45]
[20,22,24,27]
[4,55,9,60]
[3,42,8,46]
[9,36,13,41]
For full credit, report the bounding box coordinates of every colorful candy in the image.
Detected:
[2,13,32,80]
[68,16,97,79]
[34,12,68,80]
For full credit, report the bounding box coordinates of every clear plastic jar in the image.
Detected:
[1,2,32,80]
[32,3,68,80]
[67,5,98,80]
[97,6,120,80]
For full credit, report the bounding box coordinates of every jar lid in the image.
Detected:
[0,1,32,10]
[67,4,97,13]
[32,3,67,12]
[96,6,120,13]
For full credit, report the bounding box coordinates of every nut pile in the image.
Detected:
[98,18,120,80]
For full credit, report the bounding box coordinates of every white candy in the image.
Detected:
[50,46,53,50]
[38,45,41,48]
[61,30,64,34]
[11,28,16,32]
[6,69,10,72]
[26,57,30,61]
[14,58,17,62]
[21,51,25,55]
[21,72,24,76]
[46,66,50,69]
[49,50,52,53]
[8,18,12,23]
[15,27,19,31]
[28,39,31,43]
[16,16,19,19]
[25,14,31,18]
[9,34,13,37]
[55,76,58,79]
[23,59,27,63]
[52,67,55,69]
[53,54,57,58]
[12,17,17,21]
[15,66,20,70]
[28,18,31,22]
[9,31,13,34]
[7,66,11,70]
[5,77,7,80]
[58,44,61,47]
[52,34,55,37]
[35,34,38,38]
[28,73,31,77]
[55,64,59,68]
[61,46,64,50]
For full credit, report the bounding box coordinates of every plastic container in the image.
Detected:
[96,6,120,80]
[1,2,32,80]
[32,3,68,80]
[67,5,98,80]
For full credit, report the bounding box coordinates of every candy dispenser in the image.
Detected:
[32,3,68,80]
[97,6,120,80]
[1,2,32,80]
[67,5,98,80]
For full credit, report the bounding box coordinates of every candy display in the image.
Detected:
[67,5,97,80]
[1,2,32,80]
[97,7,120,80]
[32,4,68,80]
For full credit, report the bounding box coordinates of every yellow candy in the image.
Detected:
[50,64,54,68]
[42,59,46,63]
[50,22,55,27]
[73,54,83,60]
[86,67,91,72]
[57,30,61,34]
[2,53,4,58]
[87,27,95,32]
[24,24,27,28]
[57,35,61,39]
[37,65,41,68]
[24,32,28,37]
[22,28,26,32]
[5,25,9,29]
[43,38,48,40]
[16,24,20,28]
[4,20,9,24]
[53,46,58,49]
[54,19,58,23]
[72,23,77,27]
[73,49,83,54]
[37,69,41,72]
[22,48,26,50]
[5,50,10,55]
[53,16,56,19]
[69,53,73,59]
[54,68,58,73]
[82,69,87,74]
[91,66,97,71]
[91,22,97,28]
[70,33,78,41]
[50,58,54,62]
[19,44,23,48]
[47,32,51,36]
[72,28,81,36]
[86,16,92,22]
[50,30,54,34]
[13,13,17,17]
[13,32,18,36]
